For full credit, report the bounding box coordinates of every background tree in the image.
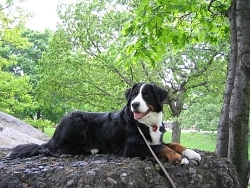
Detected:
[2,29,53,118]
[19,29,54,131]
[35,0,228,132]
[0,1,54,130]
[162,44,227,142]
[35,1,133,121]
[215,0,250,187]
[122,0,229,142]
[0,1,33,118]
[180,93,223,131]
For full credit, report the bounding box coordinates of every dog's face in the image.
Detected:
[126,83,168,126]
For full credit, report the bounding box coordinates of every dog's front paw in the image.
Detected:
[168,153,186,165]
[180,157,189,164]
[182,149,201,161]
[91,149,99,154]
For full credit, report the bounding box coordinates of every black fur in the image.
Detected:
[8,83,168,159]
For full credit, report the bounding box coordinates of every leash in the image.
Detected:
[137,125,177,188]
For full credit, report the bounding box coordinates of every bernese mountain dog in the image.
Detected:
[7,83,201,164]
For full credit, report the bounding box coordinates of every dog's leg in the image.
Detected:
[159,145,189,164]
[166,143,201,161]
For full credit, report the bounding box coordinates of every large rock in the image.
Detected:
[0,111,49,148]
[0,149,242,188]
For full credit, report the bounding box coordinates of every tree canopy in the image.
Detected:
[0,0,229,131]
[0,1,32,118]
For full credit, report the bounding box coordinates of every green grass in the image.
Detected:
[163,130,217,152]
[44,127,56,137]
[164,130,250,160]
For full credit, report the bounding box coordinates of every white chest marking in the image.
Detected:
[149,128,162,145]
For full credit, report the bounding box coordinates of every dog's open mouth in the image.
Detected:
[133,108,151,119]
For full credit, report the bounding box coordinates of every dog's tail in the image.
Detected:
[6,142,54,159]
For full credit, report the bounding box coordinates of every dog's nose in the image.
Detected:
[132,102,140,109]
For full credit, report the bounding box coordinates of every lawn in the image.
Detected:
[44,127,56,137]
[163,130,217,152]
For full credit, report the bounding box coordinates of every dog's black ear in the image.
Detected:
[125,83,138,101]
[151,84,168,104]
[125,88,132,101]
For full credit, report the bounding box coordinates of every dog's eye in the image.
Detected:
[133,90,138,96]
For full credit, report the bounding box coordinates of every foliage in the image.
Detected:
[24,118,54,129]
[0,1,34,119]
[36,0,135,122]
[118,0,230,143]
[0,69,33,116]
[122,0,230,66]
[0,2,54,128]
[14,29,53,86]
[0,28,53,118]
[30,0,229,129]
[179,94,223,131]
[160,43,228,94]
[0,0,230,131]
[0,1,29,48]
[13,29,53,120]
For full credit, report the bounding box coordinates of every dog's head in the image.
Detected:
[125,83,168,126]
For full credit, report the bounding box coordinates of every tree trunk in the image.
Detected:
[215,1,250,187]
[37,110,45,133]
[37,110,41,119]
[215,0,237,158]
[228,0,250,187]
[171,120,181,143]
[168,93,184,144]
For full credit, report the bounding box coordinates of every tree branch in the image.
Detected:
[0,3,14,11]
[208,0,216,14]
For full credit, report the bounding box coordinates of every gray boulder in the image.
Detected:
[0,150,242,188]
[0,111,49,148]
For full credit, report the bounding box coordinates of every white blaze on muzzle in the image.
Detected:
[131,84,151,119]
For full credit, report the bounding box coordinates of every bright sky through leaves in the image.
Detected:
[18,0,73,31]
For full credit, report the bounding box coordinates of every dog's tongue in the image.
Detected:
[134,112,144,119]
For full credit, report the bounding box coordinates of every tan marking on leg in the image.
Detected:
[159,145,183,164]
[165,143,186,154]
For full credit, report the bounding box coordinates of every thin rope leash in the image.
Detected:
[137,125,177,188]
